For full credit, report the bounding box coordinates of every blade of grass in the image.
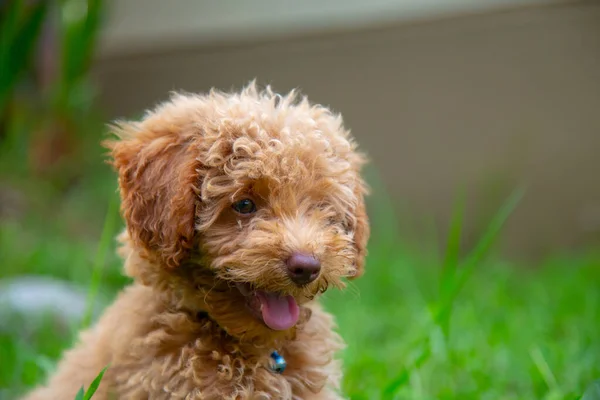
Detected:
[438,188,466,336]
[83,366,108,400]
[80,195,117,329]
[530,346,560,396]
[74,387,84,400]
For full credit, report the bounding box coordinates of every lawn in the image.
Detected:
[1,157,599,399]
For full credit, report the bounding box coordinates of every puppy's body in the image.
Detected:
[25,84,369,400]
[26,282,342,399]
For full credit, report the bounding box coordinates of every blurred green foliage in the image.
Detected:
[0,0,105,189]
[0,0,47,113]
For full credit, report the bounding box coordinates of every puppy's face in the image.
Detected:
[199,133,366,332]
[108,85,369,338]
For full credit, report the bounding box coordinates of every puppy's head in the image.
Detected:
[107,83,369,341]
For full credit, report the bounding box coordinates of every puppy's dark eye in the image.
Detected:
[232,199,256,214]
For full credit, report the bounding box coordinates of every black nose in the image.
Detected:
[286,253,321,286]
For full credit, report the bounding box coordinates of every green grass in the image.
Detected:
[1,165,599,399]
[74,367,107,400]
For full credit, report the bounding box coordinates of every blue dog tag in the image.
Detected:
[270,351,286,374]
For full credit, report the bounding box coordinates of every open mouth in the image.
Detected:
[235,282,300,331]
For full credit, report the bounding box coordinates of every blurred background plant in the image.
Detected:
[1,0,104,191]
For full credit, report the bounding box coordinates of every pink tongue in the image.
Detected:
[256,292,300,331]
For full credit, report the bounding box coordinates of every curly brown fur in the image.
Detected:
[24,82,369,400]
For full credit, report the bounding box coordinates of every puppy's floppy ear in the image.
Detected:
[105,122,201,268]
[351,184,370,279]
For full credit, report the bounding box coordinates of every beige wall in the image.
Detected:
[93,3,600,258]
[98,0,553,57]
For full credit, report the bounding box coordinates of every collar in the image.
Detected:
[195,311,288,374]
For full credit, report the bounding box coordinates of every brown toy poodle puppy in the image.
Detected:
[24,82,369,399]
